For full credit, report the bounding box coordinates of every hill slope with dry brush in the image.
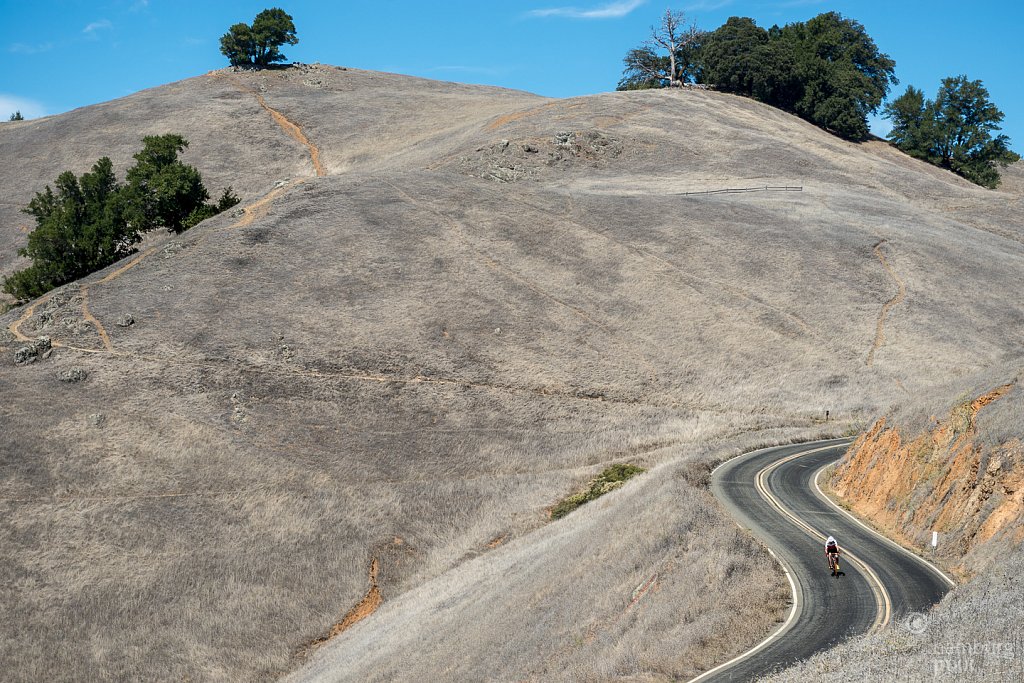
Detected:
[1,64,1023,681]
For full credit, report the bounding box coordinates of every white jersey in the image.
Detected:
[825,536,839,552]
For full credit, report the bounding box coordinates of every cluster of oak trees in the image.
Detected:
[620,10,1017,187]
[3,135,238,301]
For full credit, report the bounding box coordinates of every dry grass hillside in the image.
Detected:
[2,64,1023,681]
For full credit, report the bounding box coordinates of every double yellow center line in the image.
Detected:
[754,444,892,632]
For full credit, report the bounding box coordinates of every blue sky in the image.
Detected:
[2,1,1022,150]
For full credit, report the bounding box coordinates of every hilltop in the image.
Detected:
[1,64,1023,681]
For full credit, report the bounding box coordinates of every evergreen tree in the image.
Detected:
[126,134,210,234]
[5,158,142,299]
[698,17,800,108]
[220,23,256,68]
[884,77,1019,188]
[780,12,897,140]
[623,11,898,141]
[3,136,240,301]
[220,8,298,69]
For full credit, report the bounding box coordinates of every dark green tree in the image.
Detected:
[4,158,142,300]
[251,8,298,66]
[220,8,298,69]
[3,135,240,301]
[883,86,931,158]
[219,23,256,68]
[183,186,241,229]
[9,111,24,121]
[680,12,896,141]
[126,134,210,233]
[884,77,1019,188]
[780,12,897,140]
[697,17,800,107]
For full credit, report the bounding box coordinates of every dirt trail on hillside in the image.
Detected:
[222,74,326,178]
[866,240,906,366]
[299,558,382,656]
[252,91,326,177]
[8,74,326,356]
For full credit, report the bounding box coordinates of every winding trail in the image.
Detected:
[251,91,326,177]
[866,239,906,366]
[6,73,325,355]
[694,440,953,681]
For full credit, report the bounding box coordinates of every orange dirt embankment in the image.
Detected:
[298,557,382,659]
[830,384,1023,575]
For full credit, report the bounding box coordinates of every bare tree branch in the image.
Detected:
[644,9,700,87]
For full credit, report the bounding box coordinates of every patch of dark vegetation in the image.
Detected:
[619,10,896,141]
[220,8,299,69]
[618,9,1016,186]
[551,463,646,520]
[884,77,1019,188]
[243,227,273,245]
[3,134,239,301]
[227,255,255,270]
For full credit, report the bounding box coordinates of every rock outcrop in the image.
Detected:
[831,382,1023,576]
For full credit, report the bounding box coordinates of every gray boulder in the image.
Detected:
[58,367,89,383]
[13,336,52,365]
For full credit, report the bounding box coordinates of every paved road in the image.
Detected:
[693,439,953,682]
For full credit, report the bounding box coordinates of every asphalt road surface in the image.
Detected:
[693,439,954,682]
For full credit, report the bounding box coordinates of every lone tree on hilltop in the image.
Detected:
[618,9,702,90]
[885,76,1019,188]
[220,8,298,69]
[9,111,24,121]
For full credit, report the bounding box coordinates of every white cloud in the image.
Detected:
[682,0,734,11]
[9,42,54,55]
[528,0,646,19]
[0,94,47,120]
[83,19,113,35]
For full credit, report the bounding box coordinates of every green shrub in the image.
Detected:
[550,463,646,520]
[3,135,237,301]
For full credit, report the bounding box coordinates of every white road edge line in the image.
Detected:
[754,448,892,633]
[686,546,800,683]
[688,441,850,683]
[812,465,957,588]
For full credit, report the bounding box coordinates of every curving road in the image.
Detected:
[692,439,954,682]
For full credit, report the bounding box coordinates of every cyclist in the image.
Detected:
[825,536,841,576]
